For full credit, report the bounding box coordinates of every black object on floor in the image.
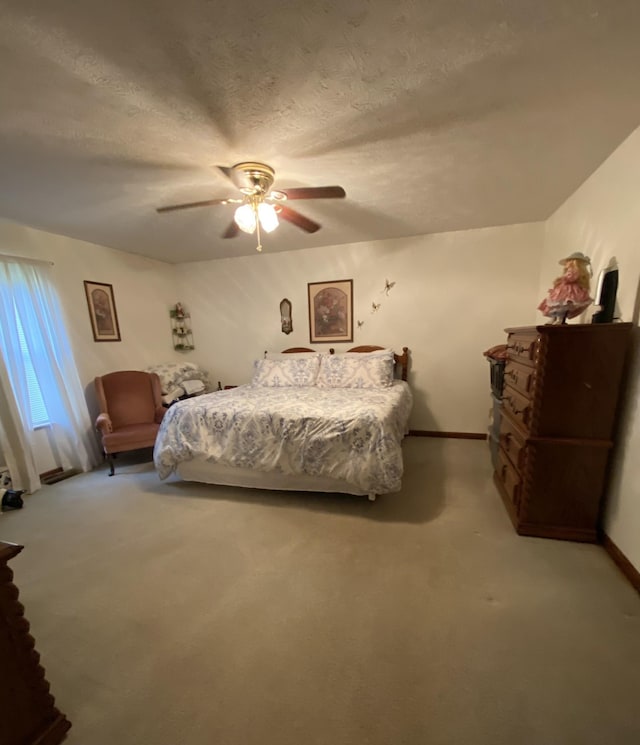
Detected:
[1,490,25,511]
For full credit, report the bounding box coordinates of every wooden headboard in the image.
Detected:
[278,345,410,381]
[344,346,410,381]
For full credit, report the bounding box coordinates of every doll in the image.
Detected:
[538,252,593,324]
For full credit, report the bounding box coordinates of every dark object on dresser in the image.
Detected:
[493,323,632,542]
[484,344,508,399]
[484,345,508,469]
[591,260,619,324]
[0,541,71,745]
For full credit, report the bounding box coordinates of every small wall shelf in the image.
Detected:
[170,304,194,351]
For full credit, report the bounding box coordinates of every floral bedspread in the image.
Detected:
[154,381,413,494]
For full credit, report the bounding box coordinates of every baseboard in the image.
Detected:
[408,430,487,440]
[40,468,81,485]
[39,467,63,480]
[602,533,640,593]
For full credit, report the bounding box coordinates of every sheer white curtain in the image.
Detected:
[0,258,100,491]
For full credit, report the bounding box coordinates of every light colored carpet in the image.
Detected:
[2,438,639,745]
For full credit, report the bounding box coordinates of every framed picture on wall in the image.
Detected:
[308,279,353,344]
[84,280,121,342]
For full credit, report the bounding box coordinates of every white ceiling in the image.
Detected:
[1,0,640,264]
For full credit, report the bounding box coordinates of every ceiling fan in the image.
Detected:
[156,162,346,251]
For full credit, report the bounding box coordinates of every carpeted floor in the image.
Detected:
[2,438,639,745]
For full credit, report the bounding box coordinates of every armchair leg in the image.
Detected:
[107,454,115,477]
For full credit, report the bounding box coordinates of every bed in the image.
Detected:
[153,346,412,500]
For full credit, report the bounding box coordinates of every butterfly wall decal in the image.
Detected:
[371,302,381,313]
[357,320,365,328]
[382,279,396,295]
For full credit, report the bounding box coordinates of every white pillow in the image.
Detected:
[252,356,321,387]
[316,350,394,388]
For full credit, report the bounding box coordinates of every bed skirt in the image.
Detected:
[176,459,377,499]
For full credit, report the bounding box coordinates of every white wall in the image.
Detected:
[540,126,640,570]
[4,131,636,573]
[175,221,543,433]
[0,218,180,471]
[1,217,543,470]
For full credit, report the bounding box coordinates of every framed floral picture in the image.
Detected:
[308,279,353,344]
[84,280,121,342]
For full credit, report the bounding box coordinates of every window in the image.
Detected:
[0,258,96,483]
[15,310,49,428]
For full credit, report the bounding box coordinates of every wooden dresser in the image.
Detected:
[493,322,632,542]
[0,541,71,745]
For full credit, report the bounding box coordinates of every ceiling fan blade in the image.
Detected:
[156,198,228,213]
[222,220,240,239]
[216,165,234,182]
[279,186,346,200]
[278,205,321,233]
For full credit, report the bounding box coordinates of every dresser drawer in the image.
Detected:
[499,415,527,471]
[502,386,533,431]
[506,332,539,366]
[504,360,535,398]
[496,448,521,509]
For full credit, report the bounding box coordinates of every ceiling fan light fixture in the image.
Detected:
[258,202,279,233]
[157,162,344,248]
[234,203,256,233]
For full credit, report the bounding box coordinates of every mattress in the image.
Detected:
[154,381,413,494]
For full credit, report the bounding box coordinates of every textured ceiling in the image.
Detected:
[1,0,640,263]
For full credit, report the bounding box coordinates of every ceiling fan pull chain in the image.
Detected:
[255,204,263,252]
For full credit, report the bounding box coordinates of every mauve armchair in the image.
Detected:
[94,370,166,476]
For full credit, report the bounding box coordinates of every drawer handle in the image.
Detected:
[505,396,524,416]
[500,432,512,448]
[507,341,535,357]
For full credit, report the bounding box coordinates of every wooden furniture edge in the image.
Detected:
[601,533,640,593]
[31,716,72,745]
[523,433,613,448]
[0,540,24,562]
[516,522,597,543]
[345,345,409,381]
[493,470,519,529]
[492,475,599,542]
[0,540,72,745]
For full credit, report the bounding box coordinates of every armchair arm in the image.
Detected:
[154,406,167,424]
[95,413,113,435]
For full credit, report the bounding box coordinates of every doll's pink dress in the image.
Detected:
[538,266,592,320]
